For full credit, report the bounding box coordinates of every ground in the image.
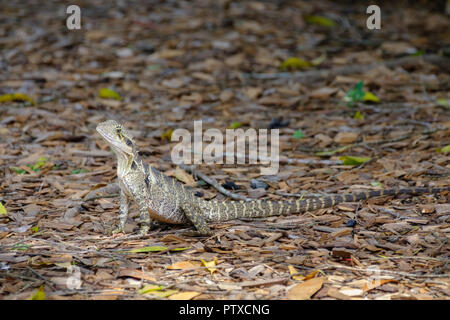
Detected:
[0,0,449,300]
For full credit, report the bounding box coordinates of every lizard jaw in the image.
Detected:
[96,122,133,156]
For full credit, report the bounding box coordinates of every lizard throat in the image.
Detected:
[116,149,134,178]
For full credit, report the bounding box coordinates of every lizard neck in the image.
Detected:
[116,150,134,179]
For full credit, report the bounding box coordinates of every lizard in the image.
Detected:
[96,119,450,236]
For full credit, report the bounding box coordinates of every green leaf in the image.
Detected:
[138,284,179,298]
[436,99,450,109]
[280,57,311,71]
[353,110,364,120]
[30,157,47,171]
[310,53,327,66]
[411,50,424,57]
[0,202,7,216]
[201,258,218,274]
[363,91,380,103]
[138,284,165,294]
[71,168,88,174]
[344,81,365,107]
[10,167,26,174]
[147,64,161,71]
[228,122,243,129]
[0,93,35,105]
[149,289,179,298]
[170,247,191,252]
[293,130,305,139]
[99,88,122,100]
[304,15,336,27]
[10,243,30,251]
[31,285,45,300]
[339,155,371,166]
[126,246,190,253]
[31,225,39,233]
[437,145,450,153]
[371,181,382,188]
[161,128,174,141]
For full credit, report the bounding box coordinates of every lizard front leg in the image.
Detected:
[112,189,130,234]
[181,202,213,236]
[126,183,151,236]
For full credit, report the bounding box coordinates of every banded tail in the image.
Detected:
[202,187,450,222]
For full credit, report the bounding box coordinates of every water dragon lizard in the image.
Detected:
[96,120,449,236]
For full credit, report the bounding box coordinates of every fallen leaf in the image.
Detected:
[309,87,338,99]
[363,91,380,103]
[339,155,371,165]
[0,202,7,216]
[280,57,311,71]
[339,287,363,297]
[288,265,305,281]
[166,260,198,270]
[31,285,45,300]
[304,15,336,27]
[126,246,190,253]
[243,87,262,99]
[334,132,359,144]
[293,129,305,140]
[99,88,122,100]
[118,268,157,282]
[138,284,164,294]
[287,277,325,300]
[353,110,364,120]
[436,98,450,109]
[161,128,174,141]
[201,258,218,274]
[0,93,35,105]
[437,145,450,153]
[149,289,179,298]
[173,167,196,186]
[228,121,243,129]
[168,291,201,300]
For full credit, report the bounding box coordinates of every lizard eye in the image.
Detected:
[125,138,133,146]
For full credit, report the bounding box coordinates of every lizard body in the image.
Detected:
[96,120,449,235]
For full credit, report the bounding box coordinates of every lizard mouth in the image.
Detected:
[96,123,133,155]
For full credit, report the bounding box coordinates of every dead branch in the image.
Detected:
[179,163,253,201]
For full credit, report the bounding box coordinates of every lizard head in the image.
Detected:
[96,120,136,156]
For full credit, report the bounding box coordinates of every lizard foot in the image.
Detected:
[112,226,125,235]
[138,225,150,236]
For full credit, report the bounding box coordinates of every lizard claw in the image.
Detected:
[112,227,125,235]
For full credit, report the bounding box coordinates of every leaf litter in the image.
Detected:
[0,0,449,300]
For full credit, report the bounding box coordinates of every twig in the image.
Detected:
[26,266,57,290]
[179,163,252,201]
[83,183,120,202]
[320,264,450,279]
[244,54,449,82]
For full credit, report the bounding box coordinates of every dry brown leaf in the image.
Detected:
[166,260,199,270]
[334,132,358,144]
[287,277,325,300]
[168,291,201,300]
[362,279,397,292]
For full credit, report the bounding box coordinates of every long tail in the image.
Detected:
[202,187,450,222]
